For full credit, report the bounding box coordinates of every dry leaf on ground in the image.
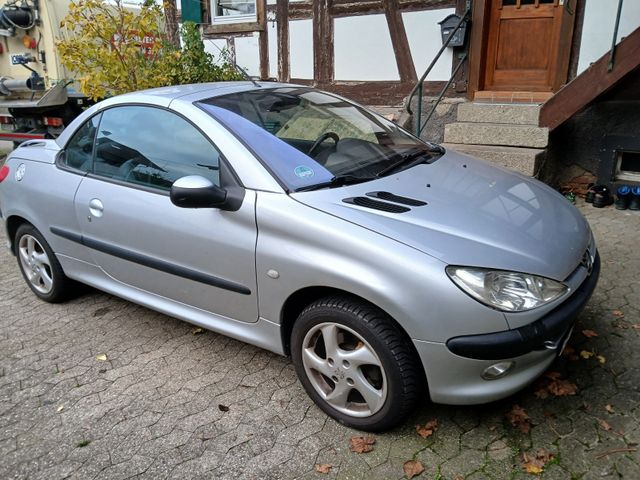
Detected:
[612,310,625,317]
[547,377,578,397]
[506,405,531,433]
[597,355,606,364]
[580,350,594,359]
[599,419,612,431]
[56,405,64,412]
[403,460,424,479]
[521,449,555,475]
[582,329,599,338]
[95,353,108,361]
[314,464,332,474]
[605,404,615,413]
[192,327,204,335]
[350,436,376,453]
[416,419,438,439]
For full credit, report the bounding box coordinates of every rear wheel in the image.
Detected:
[15,224,75,303]
[291,296,422,431]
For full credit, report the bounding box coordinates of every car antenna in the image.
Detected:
[233,61,261,88]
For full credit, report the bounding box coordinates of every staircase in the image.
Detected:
[441,103,548,176]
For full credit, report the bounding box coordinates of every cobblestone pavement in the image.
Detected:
[0,200,638,480]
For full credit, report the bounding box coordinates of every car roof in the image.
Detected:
[118,81,296,103]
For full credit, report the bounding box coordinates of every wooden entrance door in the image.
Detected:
[482,0,575,92]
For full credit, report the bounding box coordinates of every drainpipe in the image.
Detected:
[608,0,624,72]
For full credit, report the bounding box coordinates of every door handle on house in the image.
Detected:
[89,198,104,218]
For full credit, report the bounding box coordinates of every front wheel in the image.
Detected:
[291,296,422,431]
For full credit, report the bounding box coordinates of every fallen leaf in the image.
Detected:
[547,378,578,397]
[218,404,229,412]
[605,404,615,414]
[633,324,640,330]
[314,464,332,474]
[403,460,424,479]
[56,405,64,412]
[534,387,549,400]
[192,327,204,335]
[523,463,543,475]
[582,329,599,338]
[350,436,376,453]
[416,419,438,439]
[597,355,606,365]
[506,405,531,434]
[580,350,594,359]
[560,345,579,361]
[544,371,562,380]
[612,310,624,317]
[599,419,612,431]
[521,449,555,475]
[95,353,108,361]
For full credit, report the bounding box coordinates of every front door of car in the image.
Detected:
[73,105,259,323]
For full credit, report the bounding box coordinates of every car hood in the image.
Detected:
[291,150,590,281]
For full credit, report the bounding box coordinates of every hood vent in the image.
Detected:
[343,196,410,213]
[366,191,427,206]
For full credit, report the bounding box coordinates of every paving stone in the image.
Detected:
[0,201,639,479]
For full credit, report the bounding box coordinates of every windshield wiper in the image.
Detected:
[375,146,444,178]
[295,174,376,192]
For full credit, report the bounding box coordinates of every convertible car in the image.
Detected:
[0,82,599,431]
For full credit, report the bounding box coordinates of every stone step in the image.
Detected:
[444,122,549,148]
[457,102,541,125]
[441,143,543,176]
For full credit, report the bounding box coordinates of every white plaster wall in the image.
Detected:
[334,14,399,81]
[289,19,314,79]
[235,35,261,77]
[268,20,279,78]
[203,38,231,65]
[578,0,640,74]
[403,9,455,81]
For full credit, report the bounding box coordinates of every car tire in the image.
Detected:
[14,224,76,303]
[291,296,422,431]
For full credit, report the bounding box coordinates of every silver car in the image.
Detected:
[0,83,599,431]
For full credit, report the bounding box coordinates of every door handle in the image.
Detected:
[89,198,104,218]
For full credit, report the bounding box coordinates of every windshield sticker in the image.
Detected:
[294,165,315,179]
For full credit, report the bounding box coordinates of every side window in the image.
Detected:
[93,106,221,190]
[62,114,101,172]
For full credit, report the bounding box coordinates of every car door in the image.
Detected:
[73,104,259,322]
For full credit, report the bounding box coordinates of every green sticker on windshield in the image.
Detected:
[294,165,315,179]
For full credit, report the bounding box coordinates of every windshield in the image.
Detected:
[198,87,441,191]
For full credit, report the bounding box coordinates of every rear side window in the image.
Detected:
[63,114,101,172]
[93,106,221,190]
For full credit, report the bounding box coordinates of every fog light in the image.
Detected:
[481,361,515,380]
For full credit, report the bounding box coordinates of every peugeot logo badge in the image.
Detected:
[581,251,593,275]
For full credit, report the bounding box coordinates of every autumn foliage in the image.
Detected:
[56,0,241,100]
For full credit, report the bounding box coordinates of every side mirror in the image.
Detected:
[170,175,227,209]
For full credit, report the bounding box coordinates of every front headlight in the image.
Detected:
[446,266,568,312]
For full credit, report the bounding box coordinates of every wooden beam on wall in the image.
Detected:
[313,0,334,85]
[258,0,269,79]
[277,0,290,82]
[384,0,417,83]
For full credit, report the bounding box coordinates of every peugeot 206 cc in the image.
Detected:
[0,83,599,431]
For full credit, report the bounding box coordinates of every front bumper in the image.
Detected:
[414,251,600,405]
[446,251,600,360]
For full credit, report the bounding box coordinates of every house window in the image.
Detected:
[615,150,640,182]
[212,0,257,24]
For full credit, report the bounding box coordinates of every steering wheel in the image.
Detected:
[308,132,340,157]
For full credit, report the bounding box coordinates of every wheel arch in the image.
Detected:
[279,286,423,374]
[5,215,32,254]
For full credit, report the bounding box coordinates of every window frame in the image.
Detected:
[211,0,257,25]
[56,103,243,196]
